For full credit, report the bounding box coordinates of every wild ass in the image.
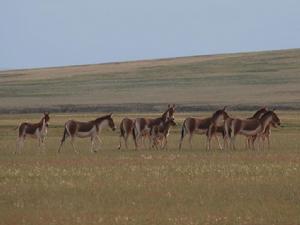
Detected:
[245,107,269,148]
[133,104,176,149]
[16,112,50,153]
[179,107,228,150]
[58,114,116,153]
[150,117,177,150]
[227,110,280,150]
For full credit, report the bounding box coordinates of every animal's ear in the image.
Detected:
[109,113,113,117]
[223,106,227,111]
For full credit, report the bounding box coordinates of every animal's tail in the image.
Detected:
[132,121,138,149]
[119,120,125,137]
[179,120,187,150]
[181,121,186,140]
[230,122,235,139]
[58,125,68,152]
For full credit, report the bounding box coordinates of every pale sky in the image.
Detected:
[1,0,299,69]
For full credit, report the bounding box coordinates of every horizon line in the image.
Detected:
[1,47,299,73]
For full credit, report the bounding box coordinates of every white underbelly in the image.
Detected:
[239,127,261,136]
[76,131,94,138]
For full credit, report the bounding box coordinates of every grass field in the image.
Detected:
[1,49,300,224]
[0,111,300,225]
[1,49,300,113]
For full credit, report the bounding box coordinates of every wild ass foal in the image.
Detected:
[179,107,228,150]
[227,110,280,150]
[58,114,116,153]
[133,104,176,149]
[16,112,50,153]
[150,117,177,150]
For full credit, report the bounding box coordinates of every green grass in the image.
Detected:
[1,49,300,112]
[0,112,300,225]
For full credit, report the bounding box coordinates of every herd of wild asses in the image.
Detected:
[15,105,281,153]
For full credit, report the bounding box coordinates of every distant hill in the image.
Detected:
[1,48,300,113]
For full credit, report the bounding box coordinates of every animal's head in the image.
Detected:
[270,109,281,127]
[165,104,176,120]
[212,106,229,125]
[107,113,116,131]
[43,112,50,124]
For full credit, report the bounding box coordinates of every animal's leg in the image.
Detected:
[252,136,257,150]
[95,135,102,151]
[124,134,129,149]
[90,136,96,153]
[16,136,24,154]
[162,138,168,150]
[206,134,213,151]
[41,136,46,151]
[245,138,249,149]
[215,135,223,150]
[231,136,237,150]
[142,134,151,150]
[134,132,140,150]
[117,135,122,150]
[224,135,230,150]
[179,126,186,150]
[38,137,43,153]
[58,128,69,153]
[267,135,270,150]
[70,138,78,153]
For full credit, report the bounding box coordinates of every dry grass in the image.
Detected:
[0,111,299,225]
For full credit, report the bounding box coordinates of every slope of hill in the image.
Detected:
[1,49,300,113]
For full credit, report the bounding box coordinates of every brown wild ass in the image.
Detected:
[150,117,177,150]
[226,110,280,150]
[118,116,170,150]
[16,112,50,153]
[179,107,228,150]
[223,107,269,149]
[245,107,269,148]
[133,105,176,149]
[249,121,277,149]
[58,114,116,153]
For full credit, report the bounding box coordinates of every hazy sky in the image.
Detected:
[1,0,299,69]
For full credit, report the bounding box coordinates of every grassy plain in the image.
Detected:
[1,49,300,224]
[0,111,299,225]
[0,49,300,112]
